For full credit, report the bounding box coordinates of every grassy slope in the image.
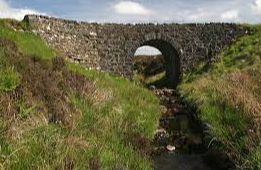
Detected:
[179,25,261,169]
[0,19,161,169]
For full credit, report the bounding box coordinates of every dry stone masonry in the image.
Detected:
[24,15,249,85]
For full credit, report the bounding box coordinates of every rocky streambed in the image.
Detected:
[151,87,234,170]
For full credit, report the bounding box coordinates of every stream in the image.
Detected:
[151,87,234,170]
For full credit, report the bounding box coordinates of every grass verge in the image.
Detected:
[0,19,161,169]
[179,25,261,169]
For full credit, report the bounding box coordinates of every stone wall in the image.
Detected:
[24,15,249,78]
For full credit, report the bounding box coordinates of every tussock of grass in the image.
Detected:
[0,19,161,169]
[0,67,20,92]
[179,25,261,169]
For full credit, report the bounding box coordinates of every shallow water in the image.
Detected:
[151,88,230,170]
[154,153,213,170]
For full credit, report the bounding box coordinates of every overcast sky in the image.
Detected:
[0,0,261,23]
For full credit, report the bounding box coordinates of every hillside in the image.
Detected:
[0,18,260,170]
[0,19,161,169]
[179,25,261,169]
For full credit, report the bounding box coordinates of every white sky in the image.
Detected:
[135,46,162,56]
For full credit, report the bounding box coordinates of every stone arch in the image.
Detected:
[130,34,181,88]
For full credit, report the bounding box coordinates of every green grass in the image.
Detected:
[67,63,160,139]
[0,19,161,169]
[179,25,261,169]
[144,72,166,85]
[0,19,56,60]
[133,71,168,88]
[0,67,20,92]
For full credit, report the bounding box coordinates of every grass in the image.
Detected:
[0,67,20,92]
[0,19,56,60]
[133,71,169,88]
[133,55,166,87]
[144,71,166,85]
[67,63,160,139]
[0,19,161,169]
[179,25,261,169]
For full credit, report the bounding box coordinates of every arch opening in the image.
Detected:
[133,40,180,88]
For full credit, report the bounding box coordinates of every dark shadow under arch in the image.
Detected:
[135,39,181,88]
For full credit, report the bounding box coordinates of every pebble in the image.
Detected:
[149,85,156,90]
[166,145,176,152]
[155,128,167,134]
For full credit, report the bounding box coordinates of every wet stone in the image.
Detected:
[154,129,170,146]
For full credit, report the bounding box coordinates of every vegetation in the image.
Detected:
[133,55,167,87]
[0,19,161,169]
[1,17,260,169]
[179,25,261,169]
[0,19,55,60]
[0,67,20,92]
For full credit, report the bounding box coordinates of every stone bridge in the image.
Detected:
[24,15,249,87]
